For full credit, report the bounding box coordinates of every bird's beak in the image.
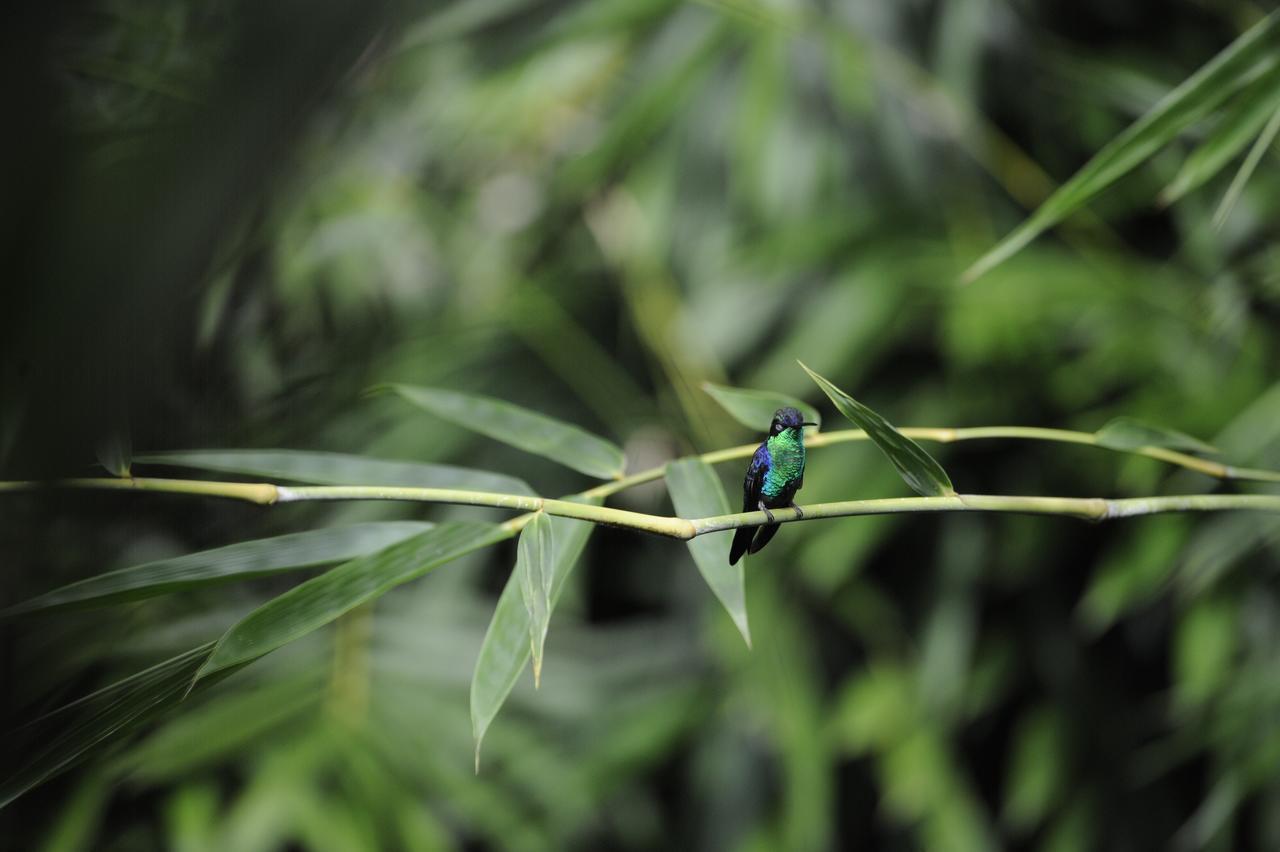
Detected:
[801,421,818,427]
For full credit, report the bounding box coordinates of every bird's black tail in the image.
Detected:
[729,523,781,565]
[749,523,780,555]
[729,526,754,566]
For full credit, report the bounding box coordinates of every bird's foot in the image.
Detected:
[758,501,776,524]
[790,503,804,519]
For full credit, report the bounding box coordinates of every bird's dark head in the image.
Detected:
[769,407,817,436]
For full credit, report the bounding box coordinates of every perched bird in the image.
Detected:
[729,407,816,565]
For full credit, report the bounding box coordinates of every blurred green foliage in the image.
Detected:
[4,0,1280,850]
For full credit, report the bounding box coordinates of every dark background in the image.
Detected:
[4,0,1280,849]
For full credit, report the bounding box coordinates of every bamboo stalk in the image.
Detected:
[6,476,1278,540]
[3,425,1277,540]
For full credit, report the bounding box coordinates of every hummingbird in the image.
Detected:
[729,407,816,565]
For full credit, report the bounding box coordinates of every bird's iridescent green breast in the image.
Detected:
[762,430,806,497]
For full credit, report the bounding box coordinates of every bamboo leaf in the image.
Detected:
[516,511,555,688]
[1160,64,1280,205]
[799,362,956,497]
[380,384,626,480]
[701,381,821,432]
[1,644,214,809]
[134,449,532,496]
[665,457,751,648]
[197,522,507,681]
[3,522,432,617]
[962,11,1280,282]
[471,500,597,768]
[1213,104,1280,229]
[1095,417,1219,455]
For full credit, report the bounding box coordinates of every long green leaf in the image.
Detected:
[516,511,555,688]
[134,449,533,496]
[3,522,432,617]
[1,644,214,809]
[799,362,955,497]
[962,11,1280,282]
[470,500,597,767]
[1160,63,1280,205]
[381,384,626,480]
[1095,417,1219,455]
[702,382,821,432]
[197,522,507,680]
[665,457,751,648]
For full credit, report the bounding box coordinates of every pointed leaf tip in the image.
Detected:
[798,362,955,498]
[517,511,555,689]
[470,500,599,766]
[1095,417,1219,455]
[95,432,131,478]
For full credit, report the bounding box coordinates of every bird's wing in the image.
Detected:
[742,443,770,512]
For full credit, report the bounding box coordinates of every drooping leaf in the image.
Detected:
[134,449,533,496]
[3,522,432,617]
[470,500,597,768]
[962,10,1280,282]
[1,644,214,809]
[1160,63,1280,205]
[665,457,751,647]
[1095,417,1218,455]
[701,381,821,432]
[197,522,507,681]
[95,432,131,478]
[799,362,955,497]
[381,384,626,479]
[516,511,555,688]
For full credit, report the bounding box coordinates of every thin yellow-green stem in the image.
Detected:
[578,425,1280,500]
[690,493,1280,534]
[0,477,280,504]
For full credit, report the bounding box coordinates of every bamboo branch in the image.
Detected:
[7,477,1278,540]
[2,424,1276,542]
[690,493,1280,534]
